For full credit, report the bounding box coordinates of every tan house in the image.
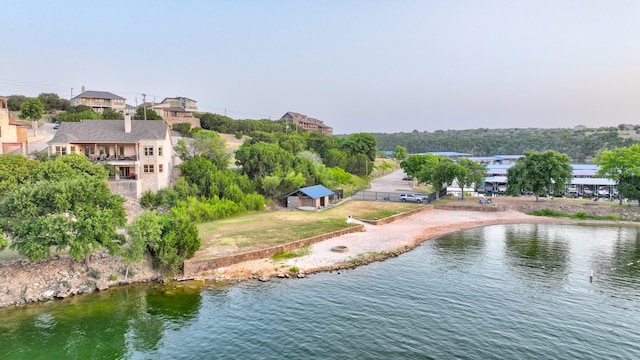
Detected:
[281,111,333,135]
[138,96,201,129]
[47,116,174,198]
[71,86,126,114]
[0,96,28,155]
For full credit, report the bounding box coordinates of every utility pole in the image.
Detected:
[142,93,147,120]
[70,88,73,100]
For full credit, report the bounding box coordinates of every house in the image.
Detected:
[47,115,174,198]
[139,96,201,128]
[70,86,126,114]
[284,185,335,209]
[0,96,28,155]
[281,112,333,135]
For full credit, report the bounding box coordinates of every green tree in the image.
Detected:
[173,130,230,170]
[594,144,640,204]
[133,106,163,120]
[0,154,38,195]
[7,95,27,111]
[392,145,408,162]
[235,141,294,179]
[400,154,433,178]
[20,98,45,135]
[323,148,347,169]
[124,211,162,279]
[343,133,377,162]
[0,178,126,261]
[617,176,640,206]
[453,158,487,199]
[148,214,201,275]
[101,108,124,120]
[506,150,572,202]
[37,93,70,112]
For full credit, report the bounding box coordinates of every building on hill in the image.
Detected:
[281,111,333,135]
[0,96,28,155]
[47,115,174,198]
[71,86,126,114]
[138,96,201,129]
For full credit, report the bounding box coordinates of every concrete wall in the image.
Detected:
[183,224,365,277]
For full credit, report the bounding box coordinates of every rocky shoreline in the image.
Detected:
[2,200,640,309]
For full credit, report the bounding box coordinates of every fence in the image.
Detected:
[351,190,440,203]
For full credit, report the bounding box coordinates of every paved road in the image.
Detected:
[368,169,414,193]
[27,122,56,153]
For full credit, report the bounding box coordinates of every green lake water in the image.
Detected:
[1,223,639,359]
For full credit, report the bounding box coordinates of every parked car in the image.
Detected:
[400,193,427,203]
[402,176,413,181]
[53,121,60,129]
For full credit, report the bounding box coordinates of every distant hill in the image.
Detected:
[371,126,640,162]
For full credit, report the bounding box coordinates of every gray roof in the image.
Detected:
[48,120,169,144]
[72,90,125,101]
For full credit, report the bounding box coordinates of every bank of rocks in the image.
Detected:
[506,201,640,221]
[0,252,161,309]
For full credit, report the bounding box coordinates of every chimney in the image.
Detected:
[124,114,132,133]
[81,85,86,94]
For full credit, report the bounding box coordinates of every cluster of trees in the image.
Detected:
[197,112,287,136]
[0,154,200,275]
[7,93,70,113]
[401,145,640,205]
[400,153,486,200]
[373,127,639,163]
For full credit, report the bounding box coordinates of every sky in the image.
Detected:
[1,0,639,134]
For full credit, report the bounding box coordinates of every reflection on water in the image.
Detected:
[1,223,639,359]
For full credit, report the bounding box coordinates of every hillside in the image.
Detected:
[372,127,640,162]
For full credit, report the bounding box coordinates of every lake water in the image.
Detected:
[1,223,640,359]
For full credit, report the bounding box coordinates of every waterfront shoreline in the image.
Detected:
[203,207,575,281]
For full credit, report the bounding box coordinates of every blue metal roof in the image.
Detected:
[289,185,335,199]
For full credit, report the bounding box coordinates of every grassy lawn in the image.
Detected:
[195,201,422,259]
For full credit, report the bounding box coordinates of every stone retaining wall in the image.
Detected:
[183,224,365,277]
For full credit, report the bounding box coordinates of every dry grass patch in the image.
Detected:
[195,201,421,259]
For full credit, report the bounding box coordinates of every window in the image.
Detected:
[158,146,163,156]
[119,146,124,157]
[70,146,76,153]
[143,165,154,173]
[55,146,67,155]
[158,164,163,173]
[144,146,154,156]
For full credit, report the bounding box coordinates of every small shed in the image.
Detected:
[284,185,335,210]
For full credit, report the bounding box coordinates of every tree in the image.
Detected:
[20,98,44,135]
[617,176,640,206]
[235,141,293,179]
[101,108,124,120]
[133,106,163,120]
[124,211,162,279]
[38,93,70,112]
[392,145,408,162]
[173,130,230,170]
[594,144,640,204]
[343,133,377,162]
[0,178,126,261]
[7,95,27,111]
[451,158,487,200]
[506,150,572,202]
[147,214,201,275]
[0,154,38,195]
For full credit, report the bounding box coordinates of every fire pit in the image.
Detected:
[331,245,348,253]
